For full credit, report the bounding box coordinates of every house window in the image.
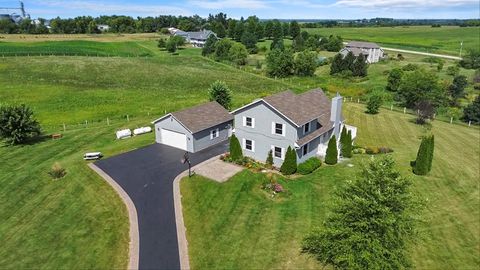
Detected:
[302,144,309,156]
[304,122,310,134]
[244,139,254,152]
[210,128,219,140]
[273,146,283,159]
[244,116,254,128]
[273,122,285,136]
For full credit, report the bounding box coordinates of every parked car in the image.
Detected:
[83,152,103,160]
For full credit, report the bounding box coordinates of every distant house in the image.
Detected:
[340,41,384,63]
[97,24,110,32]
[152,102,233,153]
[231,89,357,168]
[169,27,217,48]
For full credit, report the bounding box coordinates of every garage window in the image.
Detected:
[210,128,219,140]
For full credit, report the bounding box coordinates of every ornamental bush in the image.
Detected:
[413,134,434,175]
[229,134,243,161]
[280,146,297,175]
[48,162,67,179]
[344,130,353,158]
[266,150,274,167]
[325,135,338,165]
[0,104,41,145]
[298,157,322,175]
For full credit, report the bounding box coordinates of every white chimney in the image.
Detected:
[330,93,343,139]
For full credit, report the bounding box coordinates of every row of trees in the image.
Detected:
[265,49,317,78]
[202,38,248,65]
[330,52,368,77]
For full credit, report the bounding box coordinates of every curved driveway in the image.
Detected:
[95,142,228,269]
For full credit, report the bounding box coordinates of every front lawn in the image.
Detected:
[181,103,480,269]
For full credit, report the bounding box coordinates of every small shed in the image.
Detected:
[152,101,233,152]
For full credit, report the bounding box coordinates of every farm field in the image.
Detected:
[181,103,480,270]
[0,40,154,57]
[303,26,479,55]
[0,37,479,269]
[0,33,162,42]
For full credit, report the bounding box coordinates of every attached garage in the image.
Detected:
[152,101,234,153]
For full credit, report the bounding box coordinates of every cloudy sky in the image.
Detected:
[1,0,478,19]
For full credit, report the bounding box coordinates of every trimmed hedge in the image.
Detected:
[280,146,297,175]
[298,157,322,175]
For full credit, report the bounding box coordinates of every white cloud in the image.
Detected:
[33,0,191,16]
[188,0,271,9]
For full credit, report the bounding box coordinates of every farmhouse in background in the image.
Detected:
[340,41,384,63]
[231,89,357,168]
[152,101,233,153]
[97,24,110,32]
[168,27,217,48]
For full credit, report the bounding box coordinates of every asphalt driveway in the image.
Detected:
[95,142,228,270]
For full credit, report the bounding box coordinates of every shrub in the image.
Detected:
[325,135,338,165]
[0,104,41,145]
[48,162,67,179]
[365,146,393,155]
[229,134,243,161]
[402,63,419,71]
[366,92,383,114]
[353,148,366,154]
[446,65,460,76]
[298,157,322,175]
[344,130,353,158]
[413,134,434,175]
[280,146,297,175]
[266,150,274,167]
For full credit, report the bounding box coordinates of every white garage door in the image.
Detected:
[160,129,187,150]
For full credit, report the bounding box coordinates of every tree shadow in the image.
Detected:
[1,134,50,148]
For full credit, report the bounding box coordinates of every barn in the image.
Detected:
[152,101,233,152]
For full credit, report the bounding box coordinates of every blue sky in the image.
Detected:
[1,0,478,19]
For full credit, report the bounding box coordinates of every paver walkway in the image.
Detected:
[194,158,243,182]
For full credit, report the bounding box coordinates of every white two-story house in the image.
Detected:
[231,89,356,167]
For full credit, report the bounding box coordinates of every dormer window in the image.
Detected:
[304,122,310,134]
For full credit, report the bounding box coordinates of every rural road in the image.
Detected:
[381,47,462,60]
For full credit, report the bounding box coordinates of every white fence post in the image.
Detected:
[85,120,88,127]
[403,107,406,114]
[107,117,110,126]
[468,121,471,127]
[450,117,453,124]
[433,113,436,119]
[357,98,360,103]
[63,123,66,132]
[127,115,129,122]
[390,104,393,110]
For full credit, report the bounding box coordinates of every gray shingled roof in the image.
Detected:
[346,41,381,49]
[154,101,233,134]
[297,114,333,146]
[186,30,215,40]
[342,47,369,56]
[263,89,332,127]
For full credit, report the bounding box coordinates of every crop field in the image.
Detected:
[0,38,479,269]
[0,33,163,42]
[182,103,480,270]
[303,26,479,55]
[0,40,154,57]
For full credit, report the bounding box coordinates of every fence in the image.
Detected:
[0,52,153,58]
[343,96,479,129]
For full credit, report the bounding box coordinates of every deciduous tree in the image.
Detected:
[0,104,41,145]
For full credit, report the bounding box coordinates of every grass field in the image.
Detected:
[0,37,479,269]
[181,103,480,269]
[0,40,154,57]
[303,26,479,55]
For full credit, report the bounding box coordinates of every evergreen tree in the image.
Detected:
[208,80,232,110]
[227,20,236,38]
[352,53,368,77]
[344,130,353,158]
[413,135,430,175]
[266,150,274,167]
[229,134,243,161]
[461,95,480,124]
[270,38,285,51]
[302,156,420,269]
[325,135,338,165]
[264,20,274,39]
[234,20,244,41]
[427,135,435,172]
[343,51,356,71]
[339,126,347,156]
[157,38,166,48]
[366,92,383,114]
[292,34,305,52]
[271,20,284,41]
[280,146,297,175]
[330,54,344,75]
[241,32,258,54]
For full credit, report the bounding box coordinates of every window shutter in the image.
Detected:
[216,128,219,138]
[282,124,286,136]
[242,138,245,149]
[243,116,246,127]
[271,122,275,134]
[210,130,213,140]
[252,118,255,128]
[252,140,255,152]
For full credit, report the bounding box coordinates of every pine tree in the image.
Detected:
[280,146,297,175]
[427,135,434,172]
[352,53,368,77]
[343,51,356,71]
[229,134,243,161]
[344,130,353,158]
[325,135,338,165]
[266,150,274,167]
[413,136,429,175]
[330,54,344,75]
[339,126,347,157]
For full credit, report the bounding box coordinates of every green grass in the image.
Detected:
[0,118,154,269]
[0,40,153,57]
[303,26,480,55]
[181,103,480,269]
